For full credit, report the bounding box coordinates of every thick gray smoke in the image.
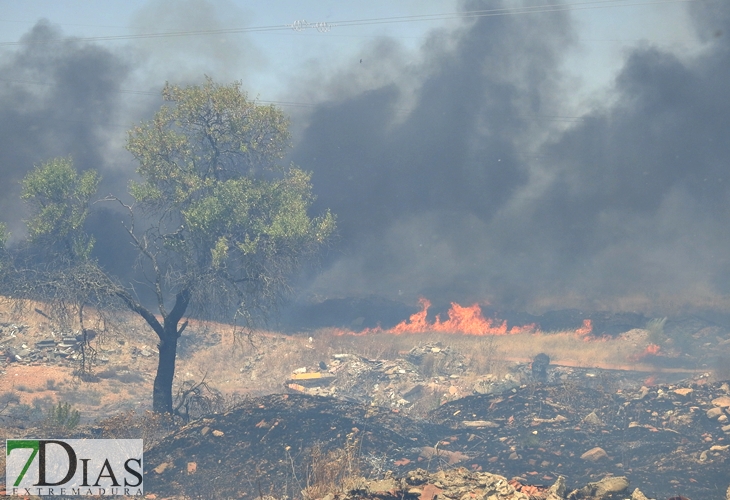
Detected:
[291,0,730,313]
[0,21,131,239]
[3,1,730,315]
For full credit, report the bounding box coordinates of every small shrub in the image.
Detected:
[303,430,362,499]
[0,391,20,406]
[0,391,20,418]
[45,402,80,430]
[76,372,100,383]
[45,379,57,391]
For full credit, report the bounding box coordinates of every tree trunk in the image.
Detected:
[152,324,178,413]
[151,289,191,413]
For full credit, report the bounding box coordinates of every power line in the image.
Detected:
[0,0,696,47]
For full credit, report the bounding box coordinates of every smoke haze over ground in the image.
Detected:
[1,1,729,314]
[289,0,730,313]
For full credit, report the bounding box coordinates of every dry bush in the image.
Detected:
[302,430,362,500]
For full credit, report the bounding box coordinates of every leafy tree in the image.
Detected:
[16,158,104,373]
[21,156,99,262]
[21,78,335,413]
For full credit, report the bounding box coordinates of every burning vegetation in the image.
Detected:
[335,297,593,337]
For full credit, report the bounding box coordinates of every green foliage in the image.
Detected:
[125,77,335,320]
[21,157,100,261]
[16,78,335,414]
[127,77,291,210]
[45,401,81,430]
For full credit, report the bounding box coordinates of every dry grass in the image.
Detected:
[173,323,697,406]
[302,430,363,500]
[176,329,327,396]
[313,328,659,371]
[0,294,715,430]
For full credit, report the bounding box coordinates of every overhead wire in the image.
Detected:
[0,0,695,122]
[0,0,697,47]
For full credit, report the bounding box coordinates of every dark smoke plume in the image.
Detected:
[290,0,730,313]
[0,21,131,239]
[290,0,574,308]
[4,2,730,316]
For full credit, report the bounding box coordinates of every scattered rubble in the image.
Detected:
[0,323,106,365]
[282,341,695,419]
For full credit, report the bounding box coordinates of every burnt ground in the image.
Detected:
[3,301,730,499]
[144,376,730,500]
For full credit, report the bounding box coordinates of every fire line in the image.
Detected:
[335,298,594,337]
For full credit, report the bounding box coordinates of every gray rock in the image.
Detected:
[708,407,724,419]
[549,475,567,497]
[583,411,603,426]
[631,487,652,500]
[365,478,396,494]
[568,475,629,499]
[580,446,608,462]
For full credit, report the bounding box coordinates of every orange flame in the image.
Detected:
[332,297,601,339]
[334,298,537,336]
[391,298,535,335]
[644,343,661,355]
[575,319,593,336]
[629,343,662,361]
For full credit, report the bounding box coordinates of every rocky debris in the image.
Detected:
[427,379,730,499]
[630,488,651,500]
[143,380,730,500]
[338,465,648,499]
[0,325,106,366]
[579,447,608,462]
[282,341,690,416]
[566,476,630,499]
[582,411,603,427]
[283,349,440,411]
[405,342,468,375]
[393,468,538,500]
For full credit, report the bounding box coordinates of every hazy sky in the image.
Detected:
[1,0,725,314]
[0,1,697,100]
